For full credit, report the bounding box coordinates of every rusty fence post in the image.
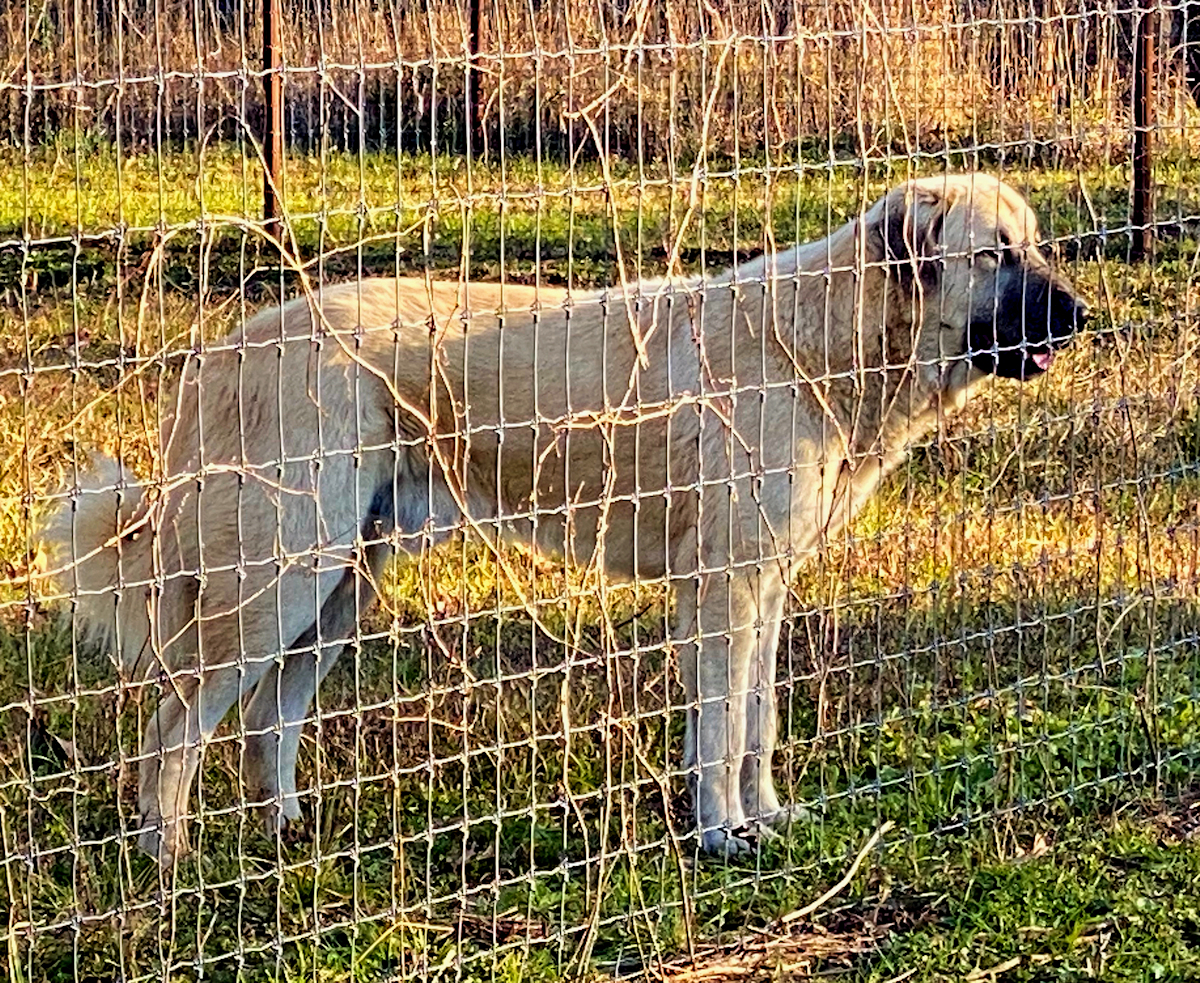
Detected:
[468,0,483,156]
[263,0,284,238]
[1131,0,1157,263]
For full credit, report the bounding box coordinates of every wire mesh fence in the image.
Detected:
[3,0,1200,979]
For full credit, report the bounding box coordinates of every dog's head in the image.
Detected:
[870,173,1087,384]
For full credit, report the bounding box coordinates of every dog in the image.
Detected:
[46,173,1086,864]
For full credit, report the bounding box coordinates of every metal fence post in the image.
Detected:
[1131,0,1157,263]
[468,0,483,156]
[263,0,283,237]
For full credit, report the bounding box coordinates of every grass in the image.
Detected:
[4,140,1200,981]
[6,132,1200,294]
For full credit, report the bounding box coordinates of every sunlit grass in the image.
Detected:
[6,136,1200,293]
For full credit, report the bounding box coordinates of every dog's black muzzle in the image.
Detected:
[968,270,1087,381]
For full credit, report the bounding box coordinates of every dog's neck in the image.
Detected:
[741,224,977,463]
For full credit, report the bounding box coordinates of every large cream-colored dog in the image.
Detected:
[49,173,1085,864]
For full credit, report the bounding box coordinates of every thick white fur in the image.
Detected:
[44,457,153,668]
[48,173,1072,863]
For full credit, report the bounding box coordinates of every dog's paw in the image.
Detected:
[753,802,812,830]
[699,826,755,857]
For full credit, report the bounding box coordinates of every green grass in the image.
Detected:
[4,141,1200,981]
[6,600,1200,981]
[858,811,1200,981]
[6,133,1200,296]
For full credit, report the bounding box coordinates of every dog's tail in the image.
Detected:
[43,455,156,680]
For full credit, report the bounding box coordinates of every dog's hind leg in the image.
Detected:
[136,459,370,866]
[242,538,391,833]
[137,562,337,866]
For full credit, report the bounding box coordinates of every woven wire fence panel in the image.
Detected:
[3,0,1199,979]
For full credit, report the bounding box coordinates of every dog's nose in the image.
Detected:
[1049,283,1087,340]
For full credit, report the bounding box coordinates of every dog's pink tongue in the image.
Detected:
[1032,351,1054,371]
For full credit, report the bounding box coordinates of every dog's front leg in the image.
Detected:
[676,570,778,855]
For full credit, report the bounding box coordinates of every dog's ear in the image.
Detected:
[873,184,946,286]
